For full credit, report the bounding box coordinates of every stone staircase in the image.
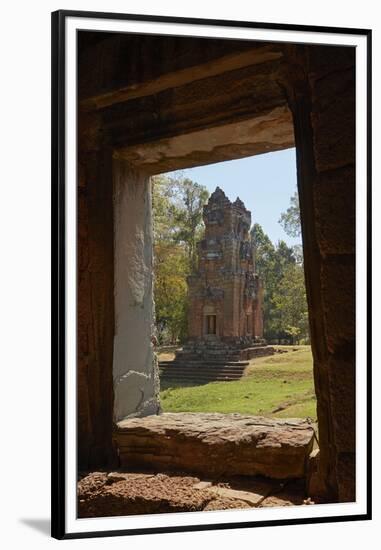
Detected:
[159,360,249,383]
[159,340,275,384]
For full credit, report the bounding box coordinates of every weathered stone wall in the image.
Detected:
[77,110,161,468]
[78,142,115,469]
[283,45,355,502]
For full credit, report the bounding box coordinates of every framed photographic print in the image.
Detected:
[51,9,371,540]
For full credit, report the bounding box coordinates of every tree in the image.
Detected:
[171,178,209,269]
[272,263,309,344]
[250,224,276,334]
[251,223,276,276]
[279,190,302,238]
[251,223,308,343]
[154,242,189,344]
[291,244,304,265]
[152,174,209,344]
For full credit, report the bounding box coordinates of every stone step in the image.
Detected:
[160,367,246,376]
[160,375,244,382]
[175,356,242,363]
[159,367,247,377]
[159,361,249,368]
[160,371,242,380]
[160,377,241,383]
[159,362,248,382]
[160,376,245,383]
[179,355,241,360]
[160,368,245,375]
[115,413,315,480]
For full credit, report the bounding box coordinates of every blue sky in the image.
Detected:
[168,148,301,247]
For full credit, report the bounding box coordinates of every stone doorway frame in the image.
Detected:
[55,14,371,530]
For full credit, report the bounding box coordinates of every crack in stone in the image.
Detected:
[114,370,151,385]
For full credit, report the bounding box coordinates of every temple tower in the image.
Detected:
[187,187,264,345]
[160,187,272,383]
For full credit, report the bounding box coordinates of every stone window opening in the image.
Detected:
[77,32,356,504]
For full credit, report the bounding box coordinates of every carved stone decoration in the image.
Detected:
[244,273,257,299]
[240,240,253,261]
[203,286,224,299]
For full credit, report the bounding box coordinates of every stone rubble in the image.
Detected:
[78,471,314,518]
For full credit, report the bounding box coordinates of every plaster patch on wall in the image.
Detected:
[112,159,160,422]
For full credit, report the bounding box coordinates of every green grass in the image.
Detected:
[160,346,317,420]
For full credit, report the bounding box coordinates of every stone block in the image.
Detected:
[116,413,315,480]
[308,46,355,83]
[314,166,355,255]
[310,69,355,172]
[328,356,356,453]
[207,485,272,507]
[321,255,355,352]
[336,452,356,502]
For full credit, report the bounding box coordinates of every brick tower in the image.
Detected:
[187,186,264,343]
[160,187,274,383]
[160,187,273,383]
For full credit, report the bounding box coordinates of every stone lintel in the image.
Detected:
[81,45,284,110]
[114,106,294,174]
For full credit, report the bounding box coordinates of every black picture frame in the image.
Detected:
[51,9,372,540]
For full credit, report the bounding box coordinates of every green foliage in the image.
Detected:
[152,174,209,344]
[160,346,316,420]
[278,190,301,238]
[170,178,209,269]
[272,263,309,344]
[154,242,189,344]
[251,222,309,343]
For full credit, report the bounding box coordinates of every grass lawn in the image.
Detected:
[159,346,317,420]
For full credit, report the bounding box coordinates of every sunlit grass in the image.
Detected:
[160,346,316,420]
